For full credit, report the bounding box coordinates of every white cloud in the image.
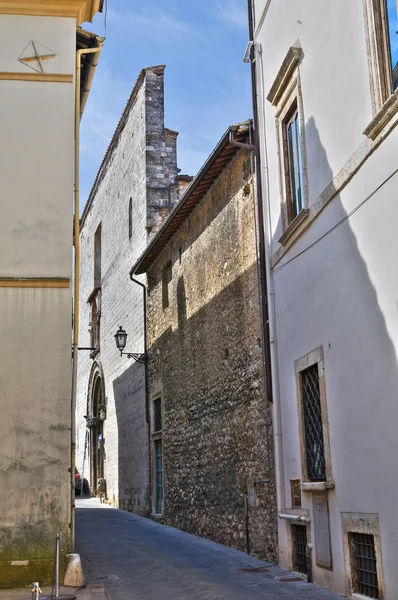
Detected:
[107,6,204,44]
[217,0,248,30]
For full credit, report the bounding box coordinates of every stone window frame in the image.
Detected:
[363,0,398,139]
[151,394,164,517]
[267,45,309,244]
[294,346,334,493]
[341,512,385,599]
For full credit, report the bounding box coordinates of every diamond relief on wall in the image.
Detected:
[19,40,57,74]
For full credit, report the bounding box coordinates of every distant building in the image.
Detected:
[76,66,188,514]
[250,0,398,596]
[132,122,277,562]
[0,0,103,588]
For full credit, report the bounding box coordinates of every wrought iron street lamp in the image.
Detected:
[114,325,148,363]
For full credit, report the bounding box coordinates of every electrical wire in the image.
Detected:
[272,165,398,274]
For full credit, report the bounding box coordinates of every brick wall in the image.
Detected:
[147,150,277,562]
[76,66,180,514]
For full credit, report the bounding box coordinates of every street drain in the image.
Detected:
[276,576,304,582]
[239,566,270,573]
[93,574,119,582]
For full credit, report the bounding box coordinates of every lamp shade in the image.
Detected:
[114,326,128,352]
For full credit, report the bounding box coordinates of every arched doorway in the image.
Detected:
[90,375,104,493]
[85,362,106,496]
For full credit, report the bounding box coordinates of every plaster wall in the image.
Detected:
[0,14,75,587]
[254,0,398,596]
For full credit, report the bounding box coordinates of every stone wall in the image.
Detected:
[76,66,180,514]
[147,150,277,562]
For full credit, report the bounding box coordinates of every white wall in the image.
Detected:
[0,14,75,586]
[254,0,398,596]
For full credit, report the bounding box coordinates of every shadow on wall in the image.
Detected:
[270,114,398,583]
[149,261,276,563]
[113,359,150,515]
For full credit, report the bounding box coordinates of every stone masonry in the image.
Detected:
[76,66,182,514]
[140,127,277,562]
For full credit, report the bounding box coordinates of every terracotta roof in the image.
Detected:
[131,120,252,275]
[80,65,167,227]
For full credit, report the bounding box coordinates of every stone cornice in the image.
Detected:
[267,45,303,106]
[0,0,102,24]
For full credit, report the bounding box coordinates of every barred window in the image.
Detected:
[349,533,379,599]
[292,524,308,574]
[301,365,326,481]
[153,398,162,433]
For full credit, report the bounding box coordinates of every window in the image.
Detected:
[153,397,162,432]
[301,365,326,481]
[364,0,398,112]
[128,197,132,239]
[283,101,304,223]
[295,346,333,487]
[267,46,309,239]
[162,261,172,310]
[291,524,308,574]
[342,513,385,599]
[152,397,164,515]
[349,533,379,598]
[154,439,163,515]
[94,223,102,288]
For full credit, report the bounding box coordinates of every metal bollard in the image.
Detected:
[31,582,41,600]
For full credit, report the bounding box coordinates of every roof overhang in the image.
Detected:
[0,0,103,25]
[132,121,252,276]
[77,28,104,119]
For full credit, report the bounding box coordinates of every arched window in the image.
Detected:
[129,197,132,239]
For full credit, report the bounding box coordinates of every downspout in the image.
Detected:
[129,273,151,512]
[71,41,104,549]
[247,0,286,555]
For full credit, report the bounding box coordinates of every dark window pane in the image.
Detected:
[286,108,304,222]
[292,524,308,574]
[153,398,162,432]
[349,533,379,598]
[301,365,326,481]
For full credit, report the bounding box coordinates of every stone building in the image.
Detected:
[249,0,398,596]
[0,0,103,587]
[132,122,277,562]
[76,65,188,514]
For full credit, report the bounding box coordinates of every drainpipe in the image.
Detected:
[246,0,286,556]
[129,273,151,512]
[71,40,104,549]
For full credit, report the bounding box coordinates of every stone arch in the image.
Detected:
[85,361,106,494]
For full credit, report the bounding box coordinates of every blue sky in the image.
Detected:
[80,0,251,210]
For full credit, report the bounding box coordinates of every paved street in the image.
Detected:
[76,499,342,600]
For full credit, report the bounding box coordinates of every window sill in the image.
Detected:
[301,480,335,492]
[278,209,310,246]
[363,89,398,140]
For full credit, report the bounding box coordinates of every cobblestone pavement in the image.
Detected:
[76,499,343,600]
[0,584,106,600]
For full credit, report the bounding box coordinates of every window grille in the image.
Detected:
[292,524,308,574]
[301,365,326,481]
[153,398,162,433]
[349,533,379,599]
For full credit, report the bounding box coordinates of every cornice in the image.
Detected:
[0,0,102,24]
[267,45,303,106]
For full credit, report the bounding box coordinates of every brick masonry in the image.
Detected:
[146,149,277,562]
[76,66,182,514]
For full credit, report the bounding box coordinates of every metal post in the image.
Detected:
[55,534,60,598]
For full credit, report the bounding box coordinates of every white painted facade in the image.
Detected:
[0,1,101,587]
[252,0,398,597]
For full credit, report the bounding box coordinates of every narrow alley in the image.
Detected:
[76,500,341,600]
